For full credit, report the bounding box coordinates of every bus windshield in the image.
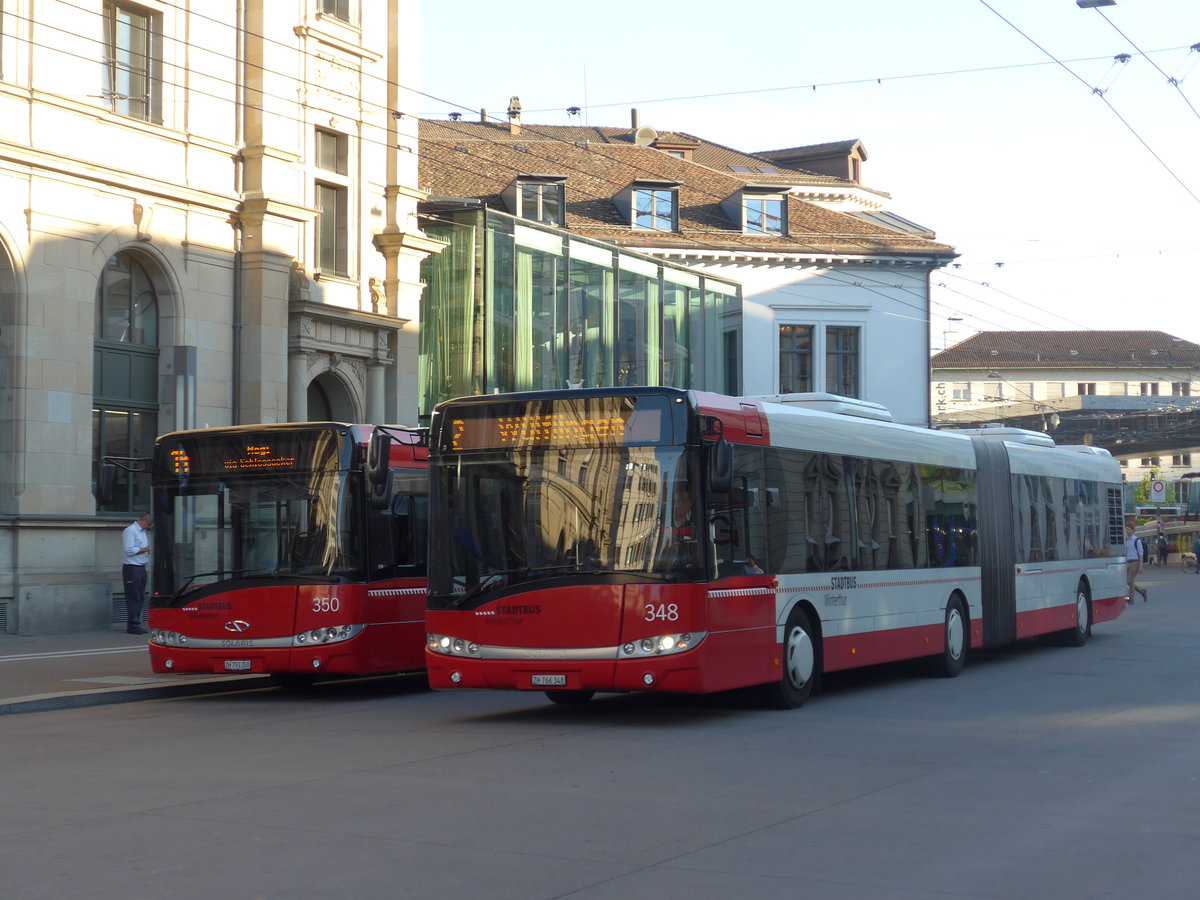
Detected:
[428,444,703,605]
[150,428,363,604]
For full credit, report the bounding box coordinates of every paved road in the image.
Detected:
[1,567,1198,898]
[0,627,272,714]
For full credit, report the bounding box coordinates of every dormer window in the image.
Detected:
[504,175,567,226]
[614,180,679,232]
[745,195,785,235]
[633,183,678,231]
[722,186,786,236]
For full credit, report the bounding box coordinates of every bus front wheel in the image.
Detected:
[763,606,817,709]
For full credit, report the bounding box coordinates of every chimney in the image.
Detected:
[507,95,522,136]
[631,108,640,130]
[480,108,487,124]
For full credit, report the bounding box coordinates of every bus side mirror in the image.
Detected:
[708,435,732,495]
[370,470,394,510]
[97,462,118,504]
[366,433,392,486]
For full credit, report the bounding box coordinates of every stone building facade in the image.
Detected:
[0,0,439,633]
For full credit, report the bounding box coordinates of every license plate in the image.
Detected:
[531,674,567,687]
[223,660,252,672]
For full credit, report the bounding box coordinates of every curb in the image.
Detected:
[0,675,276,716]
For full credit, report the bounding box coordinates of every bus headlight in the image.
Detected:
[292,624,364,646]
[150,629,189,647]
[426,633,481,658]
[619,632,705,658]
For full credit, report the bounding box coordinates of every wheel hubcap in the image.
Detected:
[946,607,964,660]
[1076,592,1088,632]
[786,625,814,688]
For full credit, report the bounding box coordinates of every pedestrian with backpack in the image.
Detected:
[1124,524,1148,604]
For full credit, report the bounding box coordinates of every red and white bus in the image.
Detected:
[423,387,1128,707]
[147,422,428,684]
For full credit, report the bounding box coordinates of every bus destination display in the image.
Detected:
[449,407,662,451]
[222,444,298,471]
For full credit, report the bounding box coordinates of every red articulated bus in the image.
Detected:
[424,387,1128,707]
[147,422,428,685]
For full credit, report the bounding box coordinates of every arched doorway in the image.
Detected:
[307,371,355,422]
[93,251,160,513]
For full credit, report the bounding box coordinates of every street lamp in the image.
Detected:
[1076,1,1116,8]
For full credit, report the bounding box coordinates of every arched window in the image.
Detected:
[93,252,159,513]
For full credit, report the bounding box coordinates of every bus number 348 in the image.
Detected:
[645,603,679,622]
[312,597,341,613]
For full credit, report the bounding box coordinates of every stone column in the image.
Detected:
[288,351,310,421]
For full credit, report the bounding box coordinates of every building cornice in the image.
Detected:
[293,23,383,63]
[645,247,952,268]
[373,227,448,256]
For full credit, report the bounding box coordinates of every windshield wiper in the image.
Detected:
[448,563,585,607]
[174,567,269,598]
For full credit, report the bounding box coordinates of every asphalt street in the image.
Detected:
[1,564,1199,899]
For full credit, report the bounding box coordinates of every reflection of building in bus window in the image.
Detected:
[659,487,698,571]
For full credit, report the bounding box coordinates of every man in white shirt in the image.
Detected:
[1124,524,1148,605]
[122,513,152,634]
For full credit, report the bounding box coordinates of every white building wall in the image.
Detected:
[932,365,1200,486]
[660,255,935,427]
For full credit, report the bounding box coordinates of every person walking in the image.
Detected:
[1124,524,1148,604]
[1192,533,1200,574]
[122,512,152,634]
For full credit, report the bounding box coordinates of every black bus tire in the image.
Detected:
[1060,582,1091,647]
[931,595,967,678]
[762,605,817,709]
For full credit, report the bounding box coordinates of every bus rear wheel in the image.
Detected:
[762,606,817,709]
[1060,583,1091,647]
[545,690,594,706]
[931,595,967,678]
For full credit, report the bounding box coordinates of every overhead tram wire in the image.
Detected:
[25,2,1190,356]
[4,3,477,151]
[0,7,962,284]
[483,50,1193,117]
[18,8,1197,389]
[976,0,1200,208]
[1092,7,1200,122]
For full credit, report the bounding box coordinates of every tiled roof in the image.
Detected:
[419,120,955,258]
[420,119,854,188]
[758,140,865,159]
[932,331,1200,369]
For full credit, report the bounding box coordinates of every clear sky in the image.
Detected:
[418,0,1200,349]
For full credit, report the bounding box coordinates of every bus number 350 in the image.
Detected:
[312,597,341,613]
[645,603,679,622]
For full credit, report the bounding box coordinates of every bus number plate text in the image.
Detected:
[223,660,252,672]
[531,674,567,687]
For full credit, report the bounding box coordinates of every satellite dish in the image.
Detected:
[633,126,658,146]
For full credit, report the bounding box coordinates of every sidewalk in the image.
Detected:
[0,626,272,715]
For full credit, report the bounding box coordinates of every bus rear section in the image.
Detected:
[147,423,428,681]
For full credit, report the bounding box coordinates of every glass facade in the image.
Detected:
[418,209,742,422]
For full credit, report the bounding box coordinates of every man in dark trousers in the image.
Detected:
[122,512,152,634]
